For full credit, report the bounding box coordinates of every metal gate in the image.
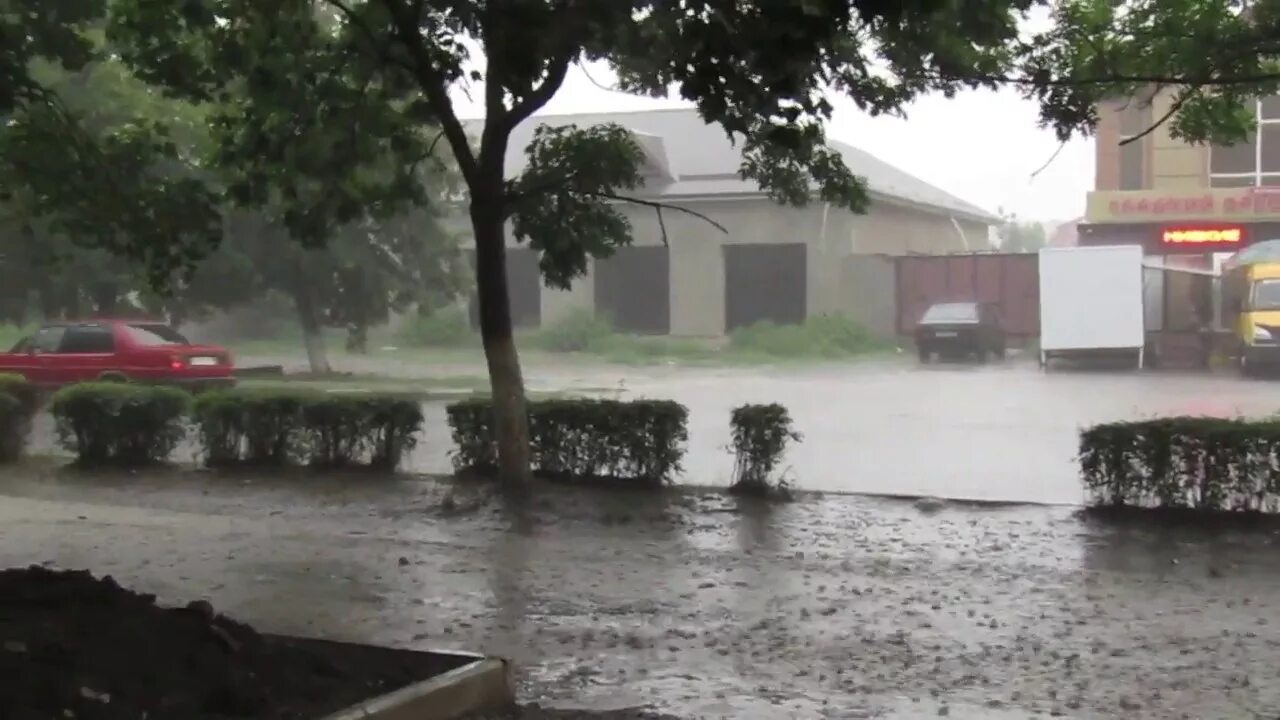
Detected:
[894,253,1040,337]
[724,243,807,331]
[594,246,670,334]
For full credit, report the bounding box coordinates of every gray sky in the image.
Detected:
[452,63,1094,224]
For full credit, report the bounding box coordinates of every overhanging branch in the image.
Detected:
[587,191,730,242]
[1118,93,1189,146]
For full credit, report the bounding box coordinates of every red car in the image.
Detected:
[0,320,235,390]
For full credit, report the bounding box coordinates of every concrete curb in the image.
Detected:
[320,656,515,720]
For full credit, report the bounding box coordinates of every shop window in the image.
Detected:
[1210,132,1256,175]
[1262,96,1280,120]
[1209,96,1280,185]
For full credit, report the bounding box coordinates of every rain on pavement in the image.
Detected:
[8,356,1280,718]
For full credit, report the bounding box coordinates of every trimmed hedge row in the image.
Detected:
[1080,417,1280,512]
[192,388,424,469]
[729,403,802,496]
[0,373,39,462]
[48,384,423,470]
[447,397,689,485]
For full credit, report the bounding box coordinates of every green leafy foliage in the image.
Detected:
[527,308,614,354]
[1013,0,1280,144]
[729,404,802,496]
[1079,418,1280,512]
[729,315,888,358]
[393,308,475,349]
[192,387,423,470]
[51,383,191,466]
[192,388,310,466]
[446,397,689,486]
[0,374,39,463]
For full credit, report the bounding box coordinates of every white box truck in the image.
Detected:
[1038,245,1146,368]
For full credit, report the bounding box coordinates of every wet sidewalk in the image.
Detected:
[0,470,1277,718]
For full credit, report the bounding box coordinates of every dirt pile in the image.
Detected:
[0,566,450,720]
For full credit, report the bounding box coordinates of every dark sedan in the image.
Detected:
[915,302,1006,362]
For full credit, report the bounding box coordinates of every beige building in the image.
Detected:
[1083,92,1280,342]
[466,108,996,337]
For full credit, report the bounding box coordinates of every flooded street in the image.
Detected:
[2,471,1280,719]
[12,357,1280,717]
[247,352,1280,503]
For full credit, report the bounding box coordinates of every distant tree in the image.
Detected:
[995,211,1048,253]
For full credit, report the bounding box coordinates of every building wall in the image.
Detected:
[537,197,988,336]
[1095,89,1213,192]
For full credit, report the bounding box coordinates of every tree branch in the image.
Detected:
[586,191,729,238]
[1118,93,1189,146]
[365,0,479,187]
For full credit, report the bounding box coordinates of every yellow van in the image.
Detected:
[1224,261,1280,373]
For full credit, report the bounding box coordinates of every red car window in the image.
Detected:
[56,326,115,354]
[126,324,190,346]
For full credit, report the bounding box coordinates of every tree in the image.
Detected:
[1007,0,1280,145]
[1,9,221,288]
[108,0,1033,485]
[995,210,1047,253]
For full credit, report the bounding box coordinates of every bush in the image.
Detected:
[729,314,886,358]
[394,307,475,348]
[729,403,802,496]
[446,397,689,485]
[1079,417,1280,512]
[0,374,38,463]
[528,308,614,353]
[193,388,423,470]
[51,383,191,466]
[193,388,310,466]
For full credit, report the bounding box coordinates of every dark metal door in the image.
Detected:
[895,253,1040,338]
[724,243,807,331]
[468,247,542,329]
[593,246,670,334]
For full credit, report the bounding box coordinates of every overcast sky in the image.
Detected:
[451,63,1094,224]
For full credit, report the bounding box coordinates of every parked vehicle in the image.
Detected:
[1038,245,1145,369]
[915,302,1006,362]
[0,320,234,390]
[1223,260,1280,375]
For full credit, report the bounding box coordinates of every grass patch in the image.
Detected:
[237,373,489,401]
[222,310,897,369]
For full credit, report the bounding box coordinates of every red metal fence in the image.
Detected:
[894,253,1040,337]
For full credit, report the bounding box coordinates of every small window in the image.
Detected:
[127,324,189,346]
[922,303,979,323]
[1253,280,1280,311]
[1210,134,1257,175]
[31,326,66,353]
[57,326,115,354]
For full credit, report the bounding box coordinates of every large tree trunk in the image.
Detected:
[470,207,532,486]
[291,280,331,375]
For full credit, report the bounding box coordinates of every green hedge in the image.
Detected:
[447,397,688,485]
[0,374,37,462]
[193,388,423,470]
[1080,417,1280,512]
[51,383,191,466]
[729,403,801,496]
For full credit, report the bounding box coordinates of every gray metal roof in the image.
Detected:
[476,108,996,223]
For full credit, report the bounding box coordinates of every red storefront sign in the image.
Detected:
[1160,226,1245,247]
[1108,187,1280,217]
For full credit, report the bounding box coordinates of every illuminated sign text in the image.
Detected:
[1160,227,1244,246]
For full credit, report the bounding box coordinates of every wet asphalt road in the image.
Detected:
[2,470,1280,719]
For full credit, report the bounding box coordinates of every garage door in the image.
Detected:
[468,247,542,329]
[724,243,807,331]
[593,246,670,334]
